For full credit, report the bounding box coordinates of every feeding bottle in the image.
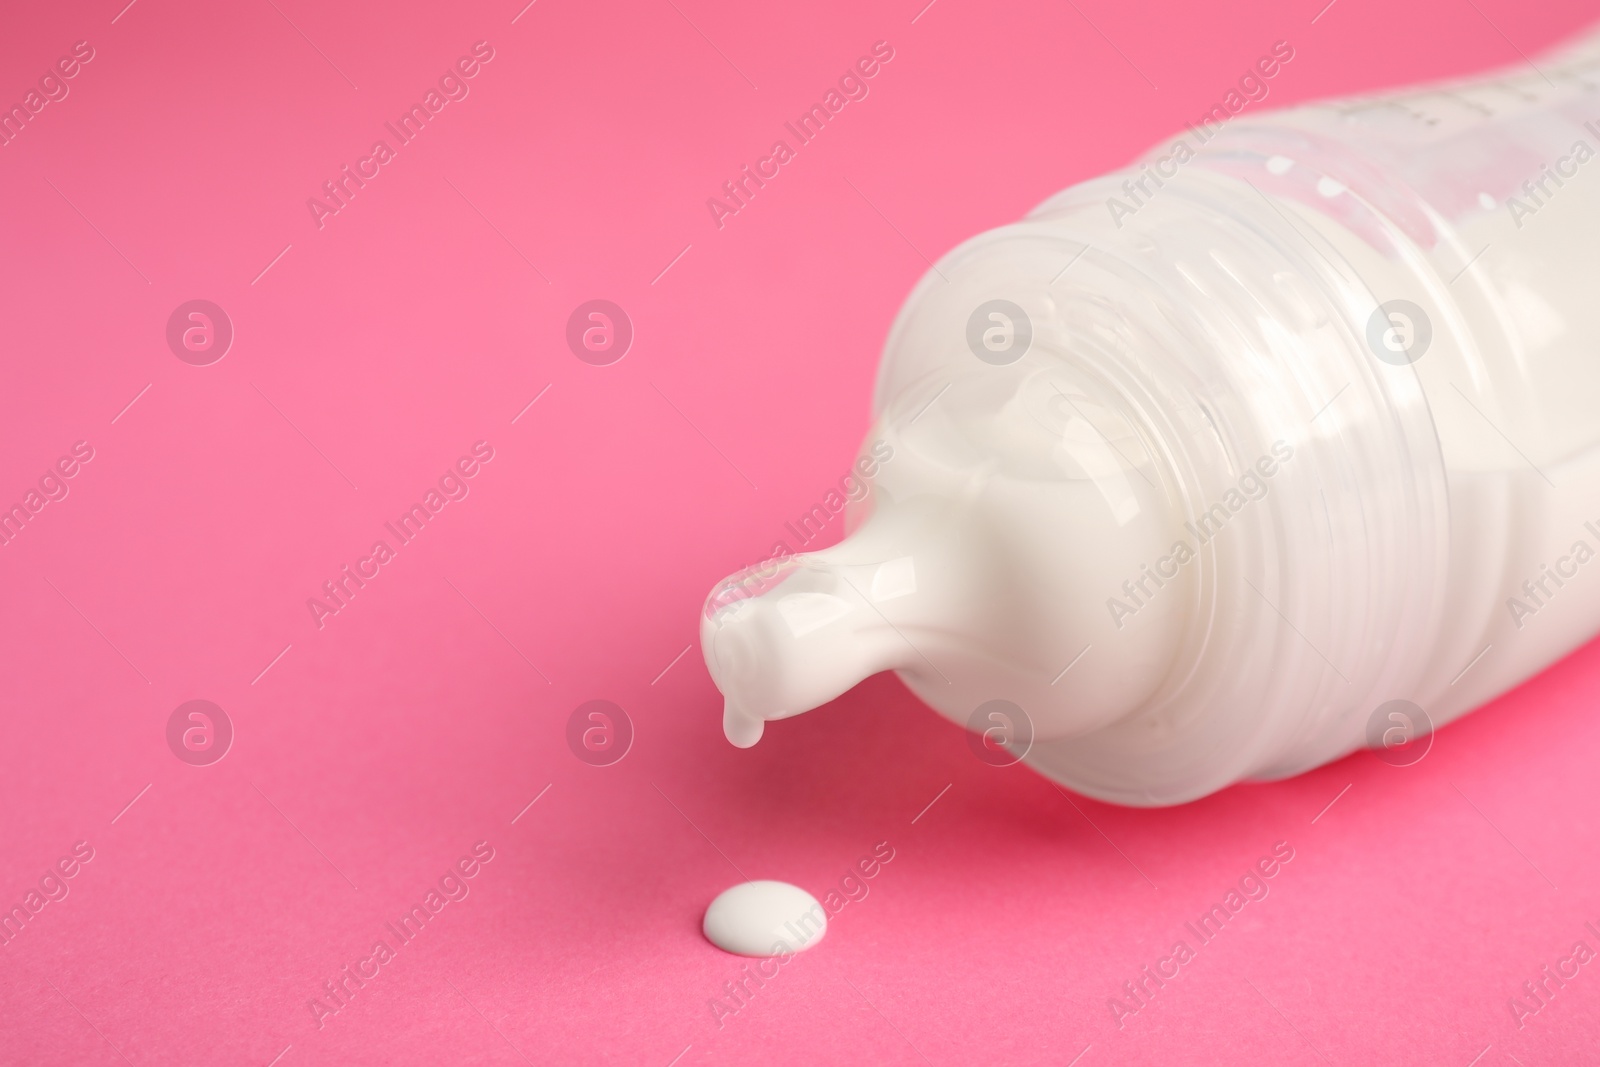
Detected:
[700,28,1600,805]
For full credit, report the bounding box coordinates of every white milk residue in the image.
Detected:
[702,880,827,958]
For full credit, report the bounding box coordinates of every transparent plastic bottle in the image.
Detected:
[700,28,1600,805]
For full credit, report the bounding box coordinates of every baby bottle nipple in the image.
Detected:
[699,356,1191,767]
[702,520,933,748]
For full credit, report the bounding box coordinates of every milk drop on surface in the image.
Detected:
[702,880,827,957]
[700,27,1600,806]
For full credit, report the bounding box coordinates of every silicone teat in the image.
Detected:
[701,548,921,748]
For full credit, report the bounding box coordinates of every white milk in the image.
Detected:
[702,880,827,957]
[701,27,1600,804]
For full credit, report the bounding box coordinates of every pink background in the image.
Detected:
[2,0,1599,1063]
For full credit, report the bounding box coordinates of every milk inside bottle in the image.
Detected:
[700,27,1600,805]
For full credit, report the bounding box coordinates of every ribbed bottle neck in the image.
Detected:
[975,166,1452,797]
